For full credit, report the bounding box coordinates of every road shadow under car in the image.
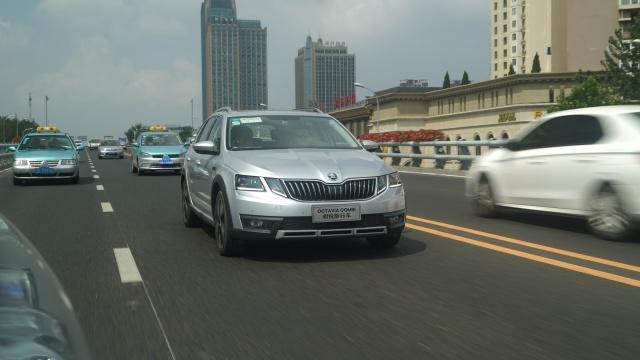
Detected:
[199,226,427,263]
[12,176,95,186]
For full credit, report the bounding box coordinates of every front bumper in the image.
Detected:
[230,185,406,240]
[138,157,185,171]
[13,165,78,179]
[99,150,124,158]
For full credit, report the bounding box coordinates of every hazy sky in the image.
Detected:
[0,0,488,138]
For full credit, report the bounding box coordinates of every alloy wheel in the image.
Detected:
[588,190,630,239]
[215,194,227,250]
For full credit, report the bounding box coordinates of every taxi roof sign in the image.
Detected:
[148,125,168,132]
[36,126,59,133]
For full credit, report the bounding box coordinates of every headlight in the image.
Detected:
[140,152,152,158]
[236,175,265,191]
[14,159,27,166]
[61,159,77,165]
[376,175,388,194]
[389,172,402,187]
[265,178,288,198]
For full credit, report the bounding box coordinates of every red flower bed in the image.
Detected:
[360,129,445,143]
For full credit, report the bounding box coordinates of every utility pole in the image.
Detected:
[190,98,194,131]
[15,113,19,141]
[45,95,49,126]
[28,93,32,122]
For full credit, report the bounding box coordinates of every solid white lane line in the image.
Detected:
[101,202,114,212]
[113,248,142,283]
[142,282,178,360]
[398,170,467,179]
[93,175,100,179]
[96,185,104,191]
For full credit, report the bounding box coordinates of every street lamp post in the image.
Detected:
[354,82,380,132]
[45,96,49,126]
[190,98,194,131]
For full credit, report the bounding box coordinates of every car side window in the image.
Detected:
[206,116,223,151]
[196,117,215,143]
[518,115,603,150]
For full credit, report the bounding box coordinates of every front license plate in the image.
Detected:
[36,165,51,175]
[160,155,173,165]
[312,204,361,223]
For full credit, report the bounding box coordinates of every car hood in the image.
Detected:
[14,149,77,160]
[139,145,185,155]
[225,149,391,182]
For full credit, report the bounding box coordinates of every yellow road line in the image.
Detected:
[405,223,640,288]
[407,215,640,274]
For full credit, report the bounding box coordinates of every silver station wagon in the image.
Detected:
[181,109,406,256]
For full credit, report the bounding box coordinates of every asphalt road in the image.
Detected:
[0,152,639,360]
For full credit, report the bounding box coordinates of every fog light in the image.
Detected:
[249,219,264,228]
[385,213,405,227]
[241,215,283,234]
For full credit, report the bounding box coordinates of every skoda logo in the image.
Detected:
[327,173,338,181]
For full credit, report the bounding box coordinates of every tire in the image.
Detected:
[587,186,632,241]
[131,159,138,173]
[182,179,201,228]
[471,178,498,218]
[213,190,243,256]
[367,228,403,249]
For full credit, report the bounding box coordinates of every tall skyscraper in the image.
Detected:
[201,0,267,119]
[295,37,355,113]
[490,0,618,78]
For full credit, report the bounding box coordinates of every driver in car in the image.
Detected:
[230,125,254,148]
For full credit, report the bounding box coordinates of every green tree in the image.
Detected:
[601,18,640,101]
[508,64,516,75]
[125,123,143,142]
[461,71,470,85]
[0,116,39,143]
[178,126,194,142]
[442,71,451,88]
[531,52,542,73]
[547,75,619,113]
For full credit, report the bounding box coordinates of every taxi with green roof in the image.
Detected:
[130,126,187,175]
[10,126,80,185]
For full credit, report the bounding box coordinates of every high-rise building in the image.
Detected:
[295,37,355,113]
[490,0,618,78]
[201,0,267,119]
[619,0,640,35]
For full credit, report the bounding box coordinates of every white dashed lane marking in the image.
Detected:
[93,175,100,179]
[113,248,142,283]
[101,202,114,213]
[91,169,97,173]
[96,185,104,191]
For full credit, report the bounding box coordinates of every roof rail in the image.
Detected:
[293,107,325,113]
[215,106,232,113]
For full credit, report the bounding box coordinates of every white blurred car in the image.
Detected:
[467,106,640,240]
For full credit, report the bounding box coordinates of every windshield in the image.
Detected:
[18,135,74,150]
[226,115,359,150]
[141,133,182,146]
[100,140,120,146]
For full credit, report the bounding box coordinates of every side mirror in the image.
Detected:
[193,140,219,155]
[361,140,380,152]
[8,146,16,152]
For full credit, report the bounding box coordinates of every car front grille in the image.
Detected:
[151,154,180,158]
[284,178,377,202]
[29,160,59,168]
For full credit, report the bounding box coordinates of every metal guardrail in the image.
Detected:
[375,140,508,169]
[0,144,15,170]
